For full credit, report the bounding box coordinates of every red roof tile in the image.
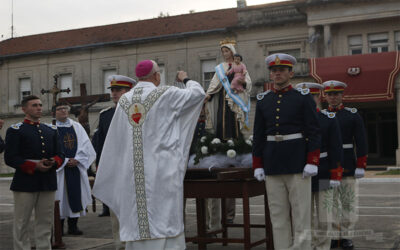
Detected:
[0,8,237,57]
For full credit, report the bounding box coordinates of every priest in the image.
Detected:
[93,60,205,249]
[54,103,96,235]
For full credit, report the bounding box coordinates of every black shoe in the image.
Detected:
[98,210,110,217]
[68,228,83,235]
[330,239,339,248]
[341,239,354,250]
[67,217,83,235]
[98,204,110,217]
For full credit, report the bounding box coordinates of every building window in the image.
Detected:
[159,64,166,86]
[348,35,362,55]
[201,59,216,90]
[395,31,400,51]
[269,49,301,59]
[368,33,389,53]
[19,78,31,101]
[59,74,73,98]
[103,69,117,94]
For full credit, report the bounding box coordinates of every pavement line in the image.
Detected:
[358,206,400,209]
[359,178,400,183]
[185,204,400,209]
[359,195,400,197]
[184,212,400,217]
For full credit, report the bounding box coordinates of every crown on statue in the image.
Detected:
[219,38,236,46]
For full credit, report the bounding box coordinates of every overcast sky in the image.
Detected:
[0,0,288,40]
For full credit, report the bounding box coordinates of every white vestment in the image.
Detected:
[55,118,96,219]
[93,80,205,246]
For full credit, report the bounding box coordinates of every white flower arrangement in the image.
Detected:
[200,136,207,143]
[201,146,208,154]
[211,138,221,144]
[227,149,236,158]
[248,135,253,141]
[245,139,252,146]
[227,139,234,147]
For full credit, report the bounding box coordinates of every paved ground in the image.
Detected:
[0,173,399,250]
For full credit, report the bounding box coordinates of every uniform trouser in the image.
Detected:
[332,177,358,239]
[312,189,334,250]
[205,198,236,231]
[110,210,125,250]
[205,198,221,231]
[265,173,311,250]
[226,198,236,221]
[13,191,55,250]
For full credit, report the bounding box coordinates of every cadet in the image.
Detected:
[4,95,64,250]
[253,54,321,249]
[323,80,367,250]
[296,82,343,250]
[95,75,136,217]
[94,75,135,250]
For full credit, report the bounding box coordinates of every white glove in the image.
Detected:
[303,164,318,178]
[354,168,365,178]
[329,180,341,188]
[254,168,265,182]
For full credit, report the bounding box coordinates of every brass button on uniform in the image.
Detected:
[275,123,279,127]
[276,108,280,112]
[42,150,45,153]
[279,94,283,98]
[40,136,44,139]
[277,100,281,104]
[38,130,42,133]
[42,143,45,146]
[276,116,280,119]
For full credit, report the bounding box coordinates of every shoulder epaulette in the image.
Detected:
[320,109,336,118]
[10,122,22,130]
[296,87,310,95]
[344,107,358,113]
[256,90,271,100]
[100,106,112,114]
[44,123,57,130]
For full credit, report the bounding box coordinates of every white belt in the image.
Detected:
[320,152,328,158]
[343,144,354,149]
[26,159,40,163]
[266,133,303,142]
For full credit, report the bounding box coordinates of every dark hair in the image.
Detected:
[51,102,68,113]
[233,53,243,61]
[21,95,40,107]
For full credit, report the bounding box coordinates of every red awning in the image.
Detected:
[309,51,400,102]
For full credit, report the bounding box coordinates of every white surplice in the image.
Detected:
[92,80,205,246]
[55,118,96,219]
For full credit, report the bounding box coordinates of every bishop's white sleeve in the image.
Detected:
[166,80,205,115]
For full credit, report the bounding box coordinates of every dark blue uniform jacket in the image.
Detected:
[253,86,321,175]
[4,120,64,192]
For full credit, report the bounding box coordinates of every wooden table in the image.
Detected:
[184,168,274,250]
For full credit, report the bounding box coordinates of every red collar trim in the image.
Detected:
[316,108,320,113]
[272,85,292,93]
[23,119,40,125]
[328,104,344,112]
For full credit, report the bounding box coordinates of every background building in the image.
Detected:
[1,0,399,172]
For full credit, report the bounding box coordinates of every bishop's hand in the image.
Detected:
[176,71,188,82]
